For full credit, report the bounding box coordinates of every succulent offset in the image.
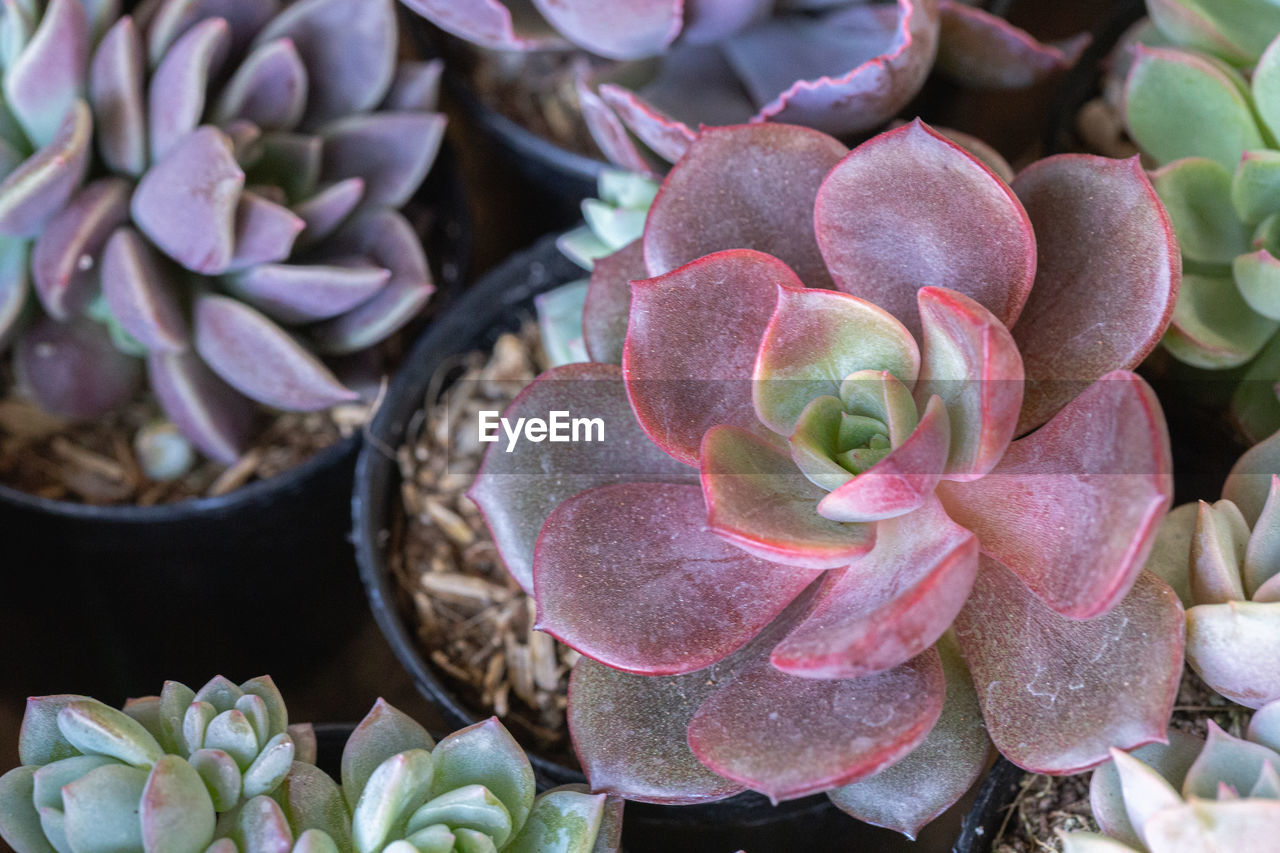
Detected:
[1146,426,1280,709]
[0,675,318,852]
[469,118,1187,836]
[1120,3,1280,440]
[1,684,620,853]
[1064,699,1280,852]
[0,0,445,463]
[401,0,1087,171]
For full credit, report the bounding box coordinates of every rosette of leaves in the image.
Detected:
[1119,6,1280,440]
[1063,699,1280,852]
[5,0,445,463]
[0,675,320,852]
[468,119,1186,836]
[401,0,1087,171]
[1146,427,1280,708]
[328,700,621,853]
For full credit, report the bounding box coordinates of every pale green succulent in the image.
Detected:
[1064,699,1280,852]
[0,675,316,853]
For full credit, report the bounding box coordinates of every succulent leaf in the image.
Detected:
[1125,45,1264,171]
[642,123,847,287]
[467,362,695,592]
[770,499,977,679]
[1010,154,1179,432]
[61,764,149,852]
[534,481,821,674]
[1164,270,1277,368]
[0,766,56,853]
[188,748,242,811]
[4,0,88,149]
[953,561,1184,774]
[32,177,131,320]
[140,754,217,852]
[700,424,875,569]
[824,634,990,840]
[212,36,308,131]
[1186,602,1280,708]
[14,314,142,419]
[0,98,91,237]
[935,0,1087,88]
[427,718,536,838]
[940,372,1172,619]
[320,111,445,209]
[342,699,434,813]
[813,120,1035,338]
[89,14,146,177]
[146,16,227,160]
[351,749,433,853]
[1089,729,1202,848]
[148,350,253,463]
[1191,499,1250,604]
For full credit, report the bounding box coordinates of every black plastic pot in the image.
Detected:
[352,234,972,852]
[952,758,1025,853]
[1,146,471,708]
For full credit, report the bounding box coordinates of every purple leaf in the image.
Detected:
[954,559,1184,774]
[771,499,977,679]
[193,293,357,410]
[399,0,567,51]
[227,190,305,272]
[132,125,244,274]
[575,73,654,173]
[0,100,92,237]
[212,37,308,132]
[643,123,847,286]
[815,119,1036,339]
[4,0,89,148]
[147,17,229,161]
[0,236,29,349]
[146,0,281,65]
[935,0,1088,88]
[597,83,695,166]
[381,59,443,113]
[681,0,770,43]
[939,372,1172,619]
[528,0,681,59]
[583,240,642,365]
[826,634,991,839]
[817,397,951,523]
[914,287,1023,482]
[14,316,142,419]
[307,208,433,353]
[1010,155,1179,432]
[227,261,389,325]
[687,647,945,801]
[90,15,147,177]
[568,657,747,804]
[747,0,941,136]
[101,226,190,352]
[623,249,794,465]
[535,481,819,675]
[32,177,131,320]
[701,425,875,569]
[291,178,363,246]
[253,0,396,126]
[753,285,920,436]
[467,363,696,593]
[148,349,253,464]
[320,112,444,209]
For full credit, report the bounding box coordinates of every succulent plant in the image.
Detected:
[0,675,318,853]
[469,118,1187,836]
[2,0,445,463]
[1145,427,1280,709]
[330,701,621,853]
[402,0,1086,171]
[1119,6,1280,440]
[1063,699,1280,852]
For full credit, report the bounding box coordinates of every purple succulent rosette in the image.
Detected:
[401,0,1088,171]
[469,120,1187,837]
[1,0,445,463]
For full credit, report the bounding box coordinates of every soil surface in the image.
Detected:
[390,320,582,766]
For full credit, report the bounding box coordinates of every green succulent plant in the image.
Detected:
[1064,699,1280,852]
[1,686,620,853]
[0,675,316,853]
[1121,2,1280,440]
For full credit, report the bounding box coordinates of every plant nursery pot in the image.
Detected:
[951,758,1025,853]
[353,234,968,853]
[0,146,472,708]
